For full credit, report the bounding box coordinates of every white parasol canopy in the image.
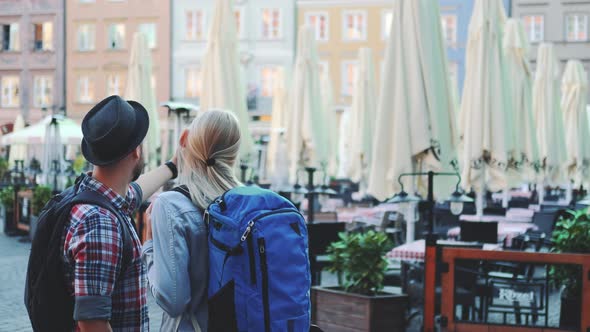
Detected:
[348,48,377,194]
[200,0,254,161]
[126,32,161,170]
[368,0,459,201]
[502,18,540,184]
[532,43,567,186]
[320,69,339,178]
[286,26,328,183]
[1,115,82,146]
[41,118,65,190]
[8,114,26,169]
[267,68,290,189]
[459,0,512,197]
[561,60,590,186]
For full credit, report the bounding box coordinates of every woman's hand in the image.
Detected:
[144,203,154,241]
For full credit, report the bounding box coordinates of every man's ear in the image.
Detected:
[132,145,141,160]
[179,129,189,148]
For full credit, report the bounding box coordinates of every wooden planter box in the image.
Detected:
[312,286,408,332]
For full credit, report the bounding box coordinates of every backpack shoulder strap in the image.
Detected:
[172,185,191,201]
[69,190,134,276]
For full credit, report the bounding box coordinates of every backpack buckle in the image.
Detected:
[240,220,255,242]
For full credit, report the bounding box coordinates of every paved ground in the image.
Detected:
[0,233,163,332]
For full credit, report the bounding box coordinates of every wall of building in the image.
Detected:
[296,0,390,109]
[171,0,296,115]
[66,0,170,120]
[512,0,590,83]
[0,0,65,124]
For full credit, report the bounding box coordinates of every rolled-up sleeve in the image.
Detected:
[142,195,193,317]
[66,209,122,321]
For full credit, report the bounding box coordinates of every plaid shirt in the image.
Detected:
[62,175,148,331]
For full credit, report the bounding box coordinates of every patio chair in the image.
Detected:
[433,205,460,237]
[307,222,346,285]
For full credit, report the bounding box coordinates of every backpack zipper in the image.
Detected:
[258,238,271,332]
[247,235,257,285]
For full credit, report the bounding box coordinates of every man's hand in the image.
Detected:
[143,203,154,241]
[78,320,113,332]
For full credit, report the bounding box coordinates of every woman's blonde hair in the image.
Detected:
[177,109,241,209]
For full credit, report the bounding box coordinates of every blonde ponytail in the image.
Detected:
[178,110,241,209]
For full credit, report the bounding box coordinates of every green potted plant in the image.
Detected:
[30,185,52,239]
[550,208,590,329]
[0,186,15,234]
[312,230,407,331]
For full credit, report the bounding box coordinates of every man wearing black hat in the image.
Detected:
[62,95,178,331]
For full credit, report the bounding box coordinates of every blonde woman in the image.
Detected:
[142,110,242,331]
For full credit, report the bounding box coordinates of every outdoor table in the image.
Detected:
[387,239,502,262]
[460,208,533,223]
[336,203,397,227]
[447,222,538,247]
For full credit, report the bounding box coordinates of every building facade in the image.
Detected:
[512,0,590,85]
[432,0,511,98]
[0,0,65,124]
[66,0,170,120]
[171,0,297,115]
[296,0,391,109]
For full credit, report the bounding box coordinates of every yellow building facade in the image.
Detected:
[297,0,392,108]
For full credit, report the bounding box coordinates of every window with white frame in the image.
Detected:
[1,76,19,107]
[342,10,367,41]
[441,15,457,47]
[77,24,95,51]
[107,23,125,49]
[341,61,358,96]
[1,23,20,51]
[139,23,157,49]
[260,66,281,97]
[186,10,206,41]
[106,73,124,96]
[522,15,544,43]
[381,10,393,40]
[33,22,53,51]
[566,14,588,42]
[306,12,329,42]
[235,7,245,39]
[261,8,282,40]
[185,67,201,98]
[33,75,53,108]
[77,75,94,103]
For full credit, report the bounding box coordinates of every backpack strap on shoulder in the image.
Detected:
[69,190,134,277]
[172,185,191,201]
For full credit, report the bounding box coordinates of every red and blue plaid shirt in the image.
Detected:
[62,175,148,331]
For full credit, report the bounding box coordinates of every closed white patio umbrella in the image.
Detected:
[200,0,254,161]
[348,48,377,196]
[286,26,328,184]
[41,118,64,190]
[321,69,338,179]
[561,60,590,187]
[267,68,290,189]
[8,114,26,169]
[126,32,160,170]
[368,0,459,201]
[533,43,567,197]
[459,0,512,216]
[502,19,540,185]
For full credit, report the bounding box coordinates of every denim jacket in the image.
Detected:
[141,191,208,331]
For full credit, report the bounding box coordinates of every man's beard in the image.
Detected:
[131,156,145,182]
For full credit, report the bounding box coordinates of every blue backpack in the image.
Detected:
[205,186,311,332]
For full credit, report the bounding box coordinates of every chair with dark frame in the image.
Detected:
[307,222,346,286]
[459,221,499,244]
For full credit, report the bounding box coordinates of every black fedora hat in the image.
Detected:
[81,95,149,166]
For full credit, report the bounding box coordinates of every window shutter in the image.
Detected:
[9,23,19,51]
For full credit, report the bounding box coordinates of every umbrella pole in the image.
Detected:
[537,182,545,204]
[476,175,485,218]
[565,180,573,205]
[502,186,509,208]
